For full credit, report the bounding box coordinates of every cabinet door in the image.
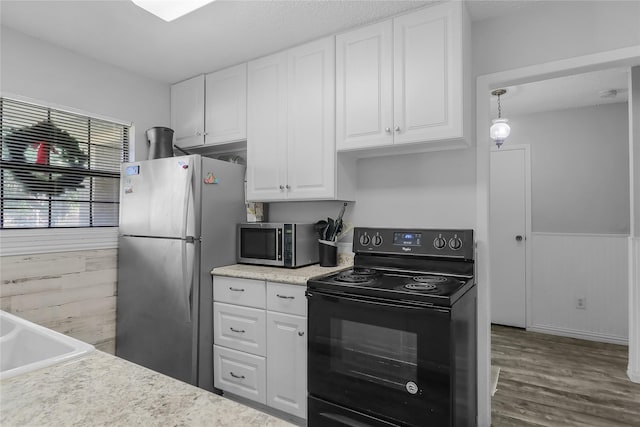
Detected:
[336,20,393,151]
[393,2,463,144]
[287,36,336,200]
[214,345,266,404]
[171,75,205,148]
[266,311,307,418]
[246,52,288,201]
[214,302,266,356]
[205,64,247,144]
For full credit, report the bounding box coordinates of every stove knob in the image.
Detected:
[433,236,447,250]
[372,235,383,247]
[449,237,463,250]
[359,234,371,246]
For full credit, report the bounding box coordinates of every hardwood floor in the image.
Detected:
[491,325,640,427]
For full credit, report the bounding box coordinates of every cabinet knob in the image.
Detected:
[394,126,400,132]
[285,185,291,190]
[196,131,202,136]
[298,331,305,337]
[279,185,285,190]
[385,127,391,133]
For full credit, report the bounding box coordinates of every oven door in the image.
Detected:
[237,225,283,266]
[307,288,452,427]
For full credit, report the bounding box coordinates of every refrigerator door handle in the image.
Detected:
[181,157,194,240]
[181,157,195,322]
[182,238,194,322]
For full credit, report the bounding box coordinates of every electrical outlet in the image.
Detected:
[576,297,586,309]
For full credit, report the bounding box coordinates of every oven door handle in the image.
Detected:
[306,289,448,312]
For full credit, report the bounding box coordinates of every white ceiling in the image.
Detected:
[491,68,629,117]
[0,0,544,85]
[0,0,629,115]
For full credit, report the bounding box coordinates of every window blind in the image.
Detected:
[0,97,130,228]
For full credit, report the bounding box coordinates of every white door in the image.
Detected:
[287,36,335,200]
[393,1,463,144]
[171,75,205,148]
[336,19,393,151]
[490,146,529,328]
[247,52,288,201]
[205,63,247,144]
[266,311,307,418]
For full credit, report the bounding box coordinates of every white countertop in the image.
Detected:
[211,254,354,285]
[0,351,294,427]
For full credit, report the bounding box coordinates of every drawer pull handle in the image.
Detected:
[230,372,245,379]
[229,287,245,292]
[230,327,246,333]
[276,294,295,299]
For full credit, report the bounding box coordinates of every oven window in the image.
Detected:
[240,228,277,260]
[330,319,417,391]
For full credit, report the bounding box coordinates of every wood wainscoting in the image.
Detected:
[491,325,640,426]
[0,249,117,354]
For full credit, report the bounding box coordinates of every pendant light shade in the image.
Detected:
[490,118,511,148]
[490,89,510,148]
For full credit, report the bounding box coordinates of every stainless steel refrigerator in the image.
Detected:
[116,154,245,392]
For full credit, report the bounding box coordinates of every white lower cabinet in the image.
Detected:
[266,311,307,418]
[213,276,307,419]
[214,345,266,404]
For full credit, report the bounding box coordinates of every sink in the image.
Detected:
[0,310,94,380]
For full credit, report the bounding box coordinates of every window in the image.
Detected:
[1,97,130,228]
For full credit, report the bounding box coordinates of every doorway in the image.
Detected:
[476,48,640,426]
[490,145,530,328]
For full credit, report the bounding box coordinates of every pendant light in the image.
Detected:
[490,89,511,148]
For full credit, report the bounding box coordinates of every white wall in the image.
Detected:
[267,146,477,234]
[472,0,640,77]
[510,103,630,235]
[0,26,170,161]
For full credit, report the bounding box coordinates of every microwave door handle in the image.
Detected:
[276,228,281,261]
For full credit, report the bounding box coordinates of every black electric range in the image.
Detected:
[306,227,477,427]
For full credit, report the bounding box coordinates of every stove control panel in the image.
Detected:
[353,228,474,259]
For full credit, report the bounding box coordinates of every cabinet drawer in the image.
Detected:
[266,282,307,316]
[214,302,266,356]
[214,345,266,405]
[213,276,266,308]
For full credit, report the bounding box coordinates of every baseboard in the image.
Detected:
[528,324,628,346]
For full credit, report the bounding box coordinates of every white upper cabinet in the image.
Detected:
[171,64,247,149]
[247,36,353,202]
[286,37,336,200]
[246,51,288,201]
[336,2,469,153]
[171,75,205,149]
[336,20,393,150]
[205,63,247,144]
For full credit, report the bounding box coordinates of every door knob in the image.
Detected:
[394,126,401,132]
[515,235,523,242]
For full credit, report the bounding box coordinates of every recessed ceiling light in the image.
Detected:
[131,0,215,22]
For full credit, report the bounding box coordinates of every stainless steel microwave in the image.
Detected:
[237,223,319,268]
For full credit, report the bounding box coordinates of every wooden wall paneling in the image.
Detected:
[0,249,117,353]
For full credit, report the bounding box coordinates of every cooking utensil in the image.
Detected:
[326,218,335,241]
[329,203,347,241]
[314,220,328,239]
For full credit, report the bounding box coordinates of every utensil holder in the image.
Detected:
[318,239,338,267]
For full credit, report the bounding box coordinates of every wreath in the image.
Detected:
[2,120,88,196]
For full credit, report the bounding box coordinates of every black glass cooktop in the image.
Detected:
[310,267,474,306]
